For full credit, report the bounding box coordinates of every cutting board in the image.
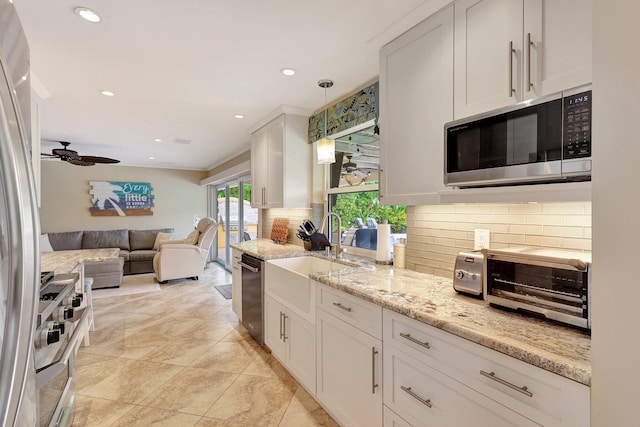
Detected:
[270,217,290,243]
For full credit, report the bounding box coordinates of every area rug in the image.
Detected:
[92,273,161,299]
[214,284,232,300]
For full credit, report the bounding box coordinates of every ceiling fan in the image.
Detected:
[41,141,120,166]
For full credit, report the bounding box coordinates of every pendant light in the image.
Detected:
[317,79,335,164]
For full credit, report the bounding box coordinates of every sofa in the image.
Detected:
[45,228,174,289]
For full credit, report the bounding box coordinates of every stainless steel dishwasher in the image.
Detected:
[240,253,264,345]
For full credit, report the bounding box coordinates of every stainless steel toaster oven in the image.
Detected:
[484,247,591,329]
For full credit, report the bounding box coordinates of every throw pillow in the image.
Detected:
[184,230,200,245]
[153,232,173,250]
[40,234,54,252]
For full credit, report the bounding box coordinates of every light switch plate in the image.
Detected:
[474,229,490,250]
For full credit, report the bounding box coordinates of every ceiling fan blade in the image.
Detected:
[78,156,120,164]
[67,158,96,166]
[52,148,80,159]
[40,152,57,157]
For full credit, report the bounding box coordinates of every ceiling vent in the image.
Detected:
[173,138,192,145]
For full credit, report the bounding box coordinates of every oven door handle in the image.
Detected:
[36,307,91,388]
[239,262,260,273]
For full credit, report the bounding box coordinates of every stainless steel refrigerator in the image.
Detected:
[0,1,39,426]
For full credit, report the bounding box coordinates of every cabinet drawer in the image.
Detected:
[317,284,382,339]
[384,345,540,427]
[383,309,589,426]
[383,406,412,427]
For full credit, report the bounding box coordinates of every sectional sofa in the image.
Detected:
[45,228,174,289]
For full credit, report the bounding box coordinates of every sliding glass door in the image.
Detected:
[212,176,257,270]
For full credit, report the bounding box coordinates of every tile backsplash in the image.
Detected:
[260,202,591,279]
[406,202,591,278]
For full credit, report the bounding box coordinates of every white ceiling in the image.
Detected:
[14,0,448,171]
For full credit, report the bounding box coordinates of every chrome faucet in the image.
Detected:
[319,212,343,259]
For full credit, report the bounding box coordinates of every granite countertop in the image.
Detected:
[41,248,120,274]
[231,239,308,260]
[232,240,591,386]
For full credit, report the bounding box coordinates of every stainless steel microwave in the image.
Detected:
[444,85,592,188]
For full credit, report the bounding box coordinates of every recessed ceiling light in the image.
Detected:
[281,68,296,76]
[148,156,155,160]
[100,90,115,97]
[153,138,162,142]
[234,114,244,119]
[74,7,103,23]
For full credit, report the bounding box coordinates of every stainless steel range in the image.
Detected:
[35,272,89,427]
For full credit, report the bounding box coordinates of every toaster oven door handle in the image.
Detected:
[36,307,91,388]
[480,370,533,397]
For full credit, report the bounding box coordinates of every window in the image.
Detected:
[324,122,406,255]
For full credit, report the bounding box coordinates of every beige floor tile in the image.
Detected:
[136,315,236,342]
[75,352,183,404]
[196,416,260,426]
[278,387,339,427]
[190,341,259,374]
[140,367,238,415]
[72,395,136,427]
[166,300,229,320]
[242,352,295,384]
[109,405,201,427]
[205,375,297,427]
[90,310,158,333]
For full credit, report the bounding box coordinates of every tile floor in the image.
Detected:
[73,263,339,427]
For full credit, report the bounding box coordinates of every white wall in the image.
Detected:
[591,1,640,424]
[40,161,209,239]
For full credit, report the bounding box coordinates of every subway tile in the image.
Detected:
[542,225,585,238]
[542,202,591,215]
[493,214,526,224]
[562,215,592,227]
[561,238,592,251]
[509,224,544,234]
[584,227,592,239]
[491,233,526,245]
[508,203,544,214]
[524,214,563,225]
[524,235,563,248]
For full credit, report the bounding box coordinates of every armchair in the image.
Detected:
[153,217,217,283]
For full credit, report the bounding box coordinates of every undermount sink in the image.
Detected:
[268,255,342,277]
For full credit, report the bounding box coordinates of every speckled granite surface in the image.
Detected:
[231,241,591,386]
[41,248,120,274]
[231,239,309,260]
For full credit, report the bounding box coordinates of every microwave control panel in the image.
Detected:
[563,90,592,159]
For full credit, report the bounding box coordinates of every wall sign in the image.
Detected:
[89,181,154,216]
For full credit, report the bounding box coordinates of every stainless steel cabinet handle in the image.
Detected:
[239,262,259,273]
[282,314,288,342]
[480,370,533,397]
[526,32,534,91]
[371,347,379,393]
[332,302,352,312]
[399,332,431,349]
[508,41,516,97]
[279,311,284,340]
[401,385,432,408]
[262,187,267,206]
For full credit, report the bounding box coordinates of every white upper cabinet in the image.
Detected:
[523,0,593,100]
[250,113,310,209]
[454,0,593,119]
[379,6,454,206]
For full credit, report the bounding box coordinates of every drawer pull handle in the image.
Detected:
[371,347,379,394]
[480,370,533,397]
[399,332,430,349]
[332,302,352,312]
[401,385,432,408]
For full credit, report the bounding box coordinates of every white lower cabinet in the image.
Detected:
[316,305,383,427]
[383,309,590,427]
[264,295,316,394]
[231,248,242,319]
[384,344,540,427]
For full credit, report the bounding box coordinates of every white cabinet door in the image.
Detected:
[316,308,382,427]
[454,0,524,119]
[379,6,453,206]
[265,295,316,394]
[265,116,284,208]
[264,296,286,361]
[231,249,242,319]
[250,128,268,208]
[383,406,412,427]
[285,310,316,394]
[523,0,592,99]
